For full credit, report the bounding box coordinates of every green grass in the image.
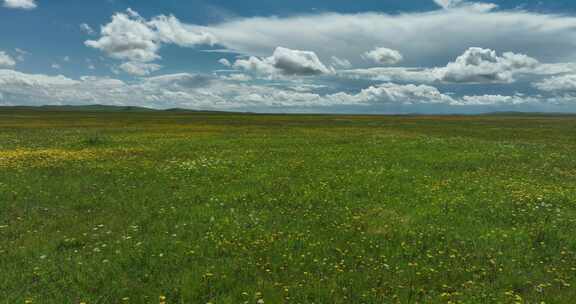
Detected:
[1,109,575,303]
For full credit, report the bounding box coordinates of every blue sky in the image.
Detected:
[2,0,576,113]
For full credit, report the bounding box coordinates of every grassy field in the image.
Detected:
[1,109,575,303]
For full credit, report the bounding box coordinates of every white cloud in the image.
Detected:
[80,23,95,35]
[534,74,576,92]
[341,47,540,84]
[3,0,36,10]
[5,5,576,113]
[218,58,231,67]
[433,0,463,9]
[89,6,576,75]
[338,67,440,83]
[456,94,535,106]
[440,47,539,83]
[85,10,160,62]
[327,83,454,105]
[233,47,333,76]
[0,69,79,94]
[148,15,217,47]
[363,48,403,65]
[85,9,215,63]
[233,56,276,75]
[0,52,16,68]
[218,73,252,82]
[0,69,573,111]
[196,6,576,68]
[0,70,294,108]
[271,47,333,75]
[118,61,162,76]
[51,63,61,69]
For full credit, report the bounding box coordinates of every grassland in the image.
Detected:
[0,108,575,303]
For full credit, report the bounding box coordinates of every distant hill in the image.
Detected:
[0,105,574,116]
[0,104,158,112]
[0,104,249,115]
[480,111,576,117]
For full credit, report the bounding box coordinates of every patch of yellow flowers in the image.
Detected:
[0,148,142,168]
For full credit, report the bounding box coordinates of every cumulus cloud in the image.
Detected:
[218,58,231,67]
[85,10,160,62]
[194,6,576,68]
[0,69,195,107]
[271,47,333,75]
[341,47,540,84]
[440,47,539,83]
[0,69,79,94]
[118,61,162,76]
[233,47,333,76]
[89,6,576,72]
[363,48,403,65]
[0,70,317,109]
[0,52,16,68]
[456,94,535,106]
[534,74,576,92]
[148,15,216,47]
[85,9,215,62]
[5,5,576,113]
[3,0,36,10]
[2,68,575,112]
[327,83,454,105]
[232,57,275,75]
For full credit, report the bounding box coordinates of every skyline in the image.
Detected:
[2,0,576,113]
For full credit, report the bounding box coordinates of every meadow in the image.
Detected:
[0,108,575,303]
